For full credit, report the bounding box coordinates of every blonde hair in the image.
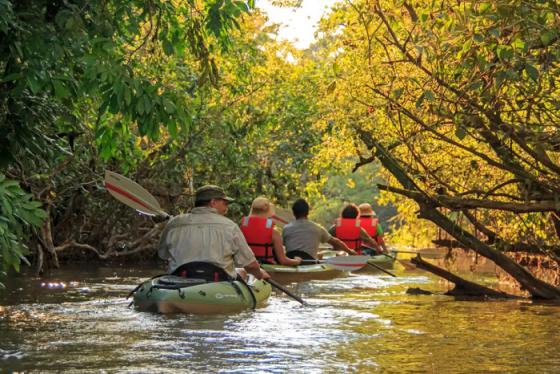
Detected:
[250,197,275,217]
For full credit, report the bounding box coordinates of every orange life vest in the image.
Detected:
[240,216,276,263]
[334,218,362,254]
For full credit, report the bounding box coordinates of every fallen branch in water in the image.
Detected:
[410,255,518,299]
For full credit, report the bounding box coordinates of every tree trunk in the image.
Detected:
[357,131,560,299]
[410,255,516,298]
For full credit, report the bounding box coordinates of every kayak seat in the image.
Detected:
[171,261,233,282]
[286,250,316,261]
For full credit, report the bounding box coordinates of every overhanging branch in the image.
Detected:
[378,184,559,213]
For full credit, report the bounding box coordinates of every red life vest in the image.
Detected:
[360,216,384,245]
[240,216,276,263]
[360,216,379,238]
[334,218,362,254]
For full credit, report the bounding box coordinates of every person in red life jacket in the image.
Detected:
[240,197,302,266]
[283,198,357,260]
[328,204,383,255]
[358,203,389,254]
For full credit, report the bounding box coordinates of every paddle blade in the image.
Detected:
[324,255,370,272]
[104,170,168,217]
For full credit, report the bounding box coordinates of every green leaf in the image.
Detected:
[455,126,467,140]
[511,38,526,51]
[496,45,513,61]
[124,85,132,106]
[162,39,174,56]
[525,64,539,81]
[27,75,42,94]
[1,72,22,83]
[168,120,177,137]
[143,95,152,114]
[540,31,555,47]
[162,98,176,114]
[479,3,492,12]
[53,80,70,99]
[136,97,145,115]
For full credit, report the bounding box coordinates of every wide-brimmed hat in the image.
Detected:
[358,203,376,217]
[195,185,234,203]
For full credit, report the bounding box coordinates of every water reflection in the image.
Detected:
[1,265,559,373]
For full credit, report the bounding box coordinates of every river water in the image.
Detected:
[1,264,559,373]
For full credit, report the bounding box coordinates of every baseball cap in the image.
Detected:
[195,185,235,203]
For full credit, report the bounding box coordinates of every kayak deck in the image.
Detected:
[261,263,346,283]
[132,275,271,314]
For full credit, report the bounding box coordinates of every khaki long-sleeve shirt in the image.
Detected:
[158,207,256,278]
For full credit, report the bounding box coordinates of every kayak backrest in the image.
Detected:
[157,276,207,288]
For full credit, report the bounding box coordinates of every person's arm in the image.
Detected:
[359,228,383,253]
[376,234,389,253]
[328,236,358,255]
[376,224,389,252]
[272,230,301,266]
[244,260,270,279]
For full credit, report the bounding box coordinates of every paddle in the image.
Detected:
[267,279,306,305]
[390,249,445,259]
[300,255,370,272]
[104,170,307,306]
[362,245,443,259]
[104,170,169,218]
[367,262,397,277]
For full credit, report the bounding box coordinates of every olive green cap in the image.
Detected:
[195,185,234,203]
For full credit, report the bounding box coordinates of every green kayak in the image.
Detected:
[261,263,346,283]
[132,275,272,314]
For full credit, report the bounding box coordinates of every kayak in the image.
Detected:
[319,249,397,273]
[132,275,272,314]
[261,263,346,283]
[367,251,397,268]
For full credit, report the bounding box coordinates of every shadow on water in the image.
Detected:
[1,264,559,373]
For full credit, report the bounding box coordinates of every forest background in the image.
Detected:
[1,0,559,298]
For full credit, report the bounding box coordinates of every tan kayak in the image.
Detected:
[260,263,346,283]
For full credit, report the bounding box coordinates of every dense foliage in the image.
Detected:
[0,0,330,274]
[311,0,560,251]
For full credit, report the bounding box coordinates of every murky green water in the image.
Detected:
[1,264,559,373]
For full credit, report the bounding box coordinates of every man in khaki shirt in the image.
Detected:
[158,185,270,280]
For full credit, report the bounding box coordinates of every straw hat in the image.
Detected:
[358,203,376,217]
[250,197,275,217]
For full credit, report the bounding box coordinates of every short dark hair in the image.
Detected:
[292,198,309,219]
[341,204,359,219]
